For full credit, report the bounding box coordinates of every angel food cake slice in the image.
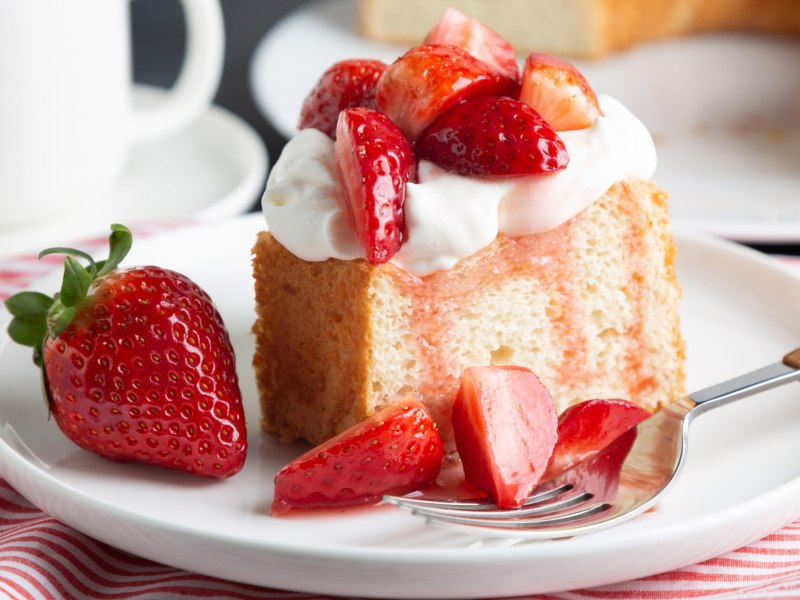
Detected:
[252,10,685,453]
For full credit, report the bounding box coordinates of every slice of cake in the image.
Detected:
[252,13,685,454]
[253,178,682,450]
[358,0,800,58]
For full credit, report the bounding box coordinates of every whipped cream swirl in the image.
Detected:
[262,95,657,276]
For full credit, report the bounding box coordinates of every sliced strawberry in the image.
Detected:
[542,398,650,481]
[424,7,519,83]
[416,96,569,177]
[452,366,558,509]
[297,59,387,139]
[272,399,443,514]
[543,426,638,504]
[376,44,517,140]
[518,52,602,131]
[334,108,416,264]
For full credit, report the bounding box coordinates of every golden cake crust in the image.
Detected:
[252,237,373,443]
[253,178,685,450]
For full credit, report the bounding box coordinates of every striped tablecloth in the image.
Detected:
[2,227,800,600]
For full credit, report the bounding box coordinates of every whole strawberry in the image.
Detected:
[297,58,387,139]
[4,224,247,478]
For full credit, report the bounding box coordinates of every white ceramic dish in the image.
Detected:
[1,214,800,597]
[0,86,268,258]
[250,0,800,243]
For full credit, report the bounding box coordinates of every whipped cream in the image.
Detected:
[262,95,656,276]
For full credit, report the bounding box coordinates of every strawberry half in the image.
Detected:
[519,52,602,131]
[335,107,416,264]
[4,225,247,478]
[272,398,444,514]
[416,96,569,177]
[424,7,519,83]
[297,59,387,139]
[376,44,517,139]
[542,398,650,481]
[452,366,558,509]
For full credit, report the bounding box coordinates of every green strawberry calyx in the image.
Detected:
[4,224,133,367]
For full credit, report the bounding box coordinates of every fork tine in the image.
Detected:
[383,483,575,512]
[395,491,595,520]
[421,502,612,530]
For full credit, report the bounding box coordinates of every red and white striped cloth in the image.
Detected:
[2,476,800,599]
[2,229,800,600]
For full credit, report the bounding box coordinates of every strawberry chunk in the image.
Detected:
[519,52,602,131]
[424,7,519,83]
[452,366,558,509]
[543,398,650,481]
[297,59,387,139]
[272,399,443,514]
[376,44,517,140]
[545,426,639,504]
[334,108,416,264]
[416,96,569,177]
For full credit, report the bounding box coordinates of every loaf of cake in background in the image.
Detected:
[358,0,800,57]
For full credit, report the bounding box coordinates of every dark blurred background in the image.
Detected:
[132,0,310,212]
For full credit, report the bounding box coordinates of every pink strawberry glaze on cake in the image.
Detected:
[367,179,664,451]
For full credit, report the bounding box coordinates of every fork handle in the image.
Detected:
[784,348,800,369]
[688,347,800,410]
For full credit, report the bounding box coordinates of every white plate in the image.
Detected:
[250,0,800,243]
[2,214,800,598]
[0,85,268,258]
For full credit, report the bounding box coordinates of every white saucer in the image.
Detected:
[250,0,800,243]
[0,85,268,258]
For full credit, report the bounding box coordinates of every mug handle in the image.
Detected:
[127,0,225,142]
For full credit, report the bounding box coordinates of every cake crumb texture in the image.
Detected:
[252,178,685,450]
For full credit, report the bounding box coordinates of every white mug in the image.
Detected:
[0,0,225,228]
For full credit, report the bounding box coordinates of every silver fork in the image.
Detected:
[384,348,800,539]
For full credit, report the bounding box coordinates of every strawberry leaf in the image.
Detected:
[5,292,53,367]
[97,224,132,277]
[5,291,52,318]
[7,314,48,348]
[5,223,134,371]
[59,256,92,308]
[39,246,97,271]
